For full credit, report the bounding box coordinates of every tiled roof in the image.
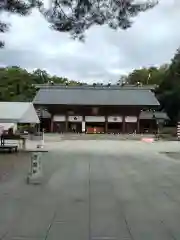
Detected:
[33,87,160,106]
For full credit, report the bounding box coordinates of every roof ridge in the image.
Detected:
[35,84,156,90]
[40,87,151,91]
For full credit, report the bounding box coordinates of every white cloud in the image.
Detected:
[1,0,180,83]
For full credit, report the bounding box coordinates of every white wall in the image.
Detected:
[85,116,105,122]
[53,115,66,122]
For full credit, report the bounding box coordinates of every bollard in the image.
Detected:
[27,151,43,184]
[37,131,44,149]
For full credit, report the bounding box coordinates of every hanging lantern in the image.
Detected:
[92,107,98,115]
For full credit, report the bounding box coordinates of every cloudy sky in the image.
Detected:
[0,0,180,83]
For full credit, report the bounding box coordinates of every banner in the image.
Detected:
[68,116,83,122]
[107,116,122,122]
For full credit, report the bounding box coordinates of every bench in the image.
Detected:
[0,145,18,153]
[1,134,26,149]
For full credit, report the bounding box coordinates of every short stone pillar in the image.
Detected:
[27,151,45,184]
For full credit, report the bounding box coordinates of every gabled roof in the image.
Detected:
[33,86,160,106]
[0,102,40,123]
[36,108,51,118]
[154,112,169,120]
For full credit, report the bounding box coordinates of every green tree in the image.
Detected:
[1,0,157,46]
[159,49,180,92]
[126,66,166,86]
[127,68,149,85]
[157,48,180,123]
[118,75,128,84]
[0,66,80,101]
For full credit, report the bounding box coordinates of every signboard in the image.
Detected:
[27,152,43,184]
[53,115,66,122]
[108,116,122,122]
[125,116,137,123]
[68,116,83,122]
[85,116,105,122]
[31,152,42,175]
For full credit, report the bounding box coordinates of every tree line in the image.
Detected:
[0,67,82,101]
[1,47,180,124]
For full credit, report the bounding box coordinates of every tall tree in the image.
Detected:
[157,48,180,123]
[0,0,157,46]
[159,49,180,92]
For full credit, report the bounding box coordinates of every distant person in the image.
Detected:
[8,128,13,135]
[57,124,60,133]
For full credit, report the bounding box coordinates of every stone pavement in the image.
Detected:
[0,140,180,239]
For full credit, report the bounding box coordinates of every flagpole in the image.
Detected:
[147,73,151,85]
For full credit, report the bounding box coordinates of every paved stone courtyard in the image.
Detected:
[0,140,180,240]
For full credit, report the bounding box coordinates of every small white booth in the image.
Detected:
[0,102,40,148]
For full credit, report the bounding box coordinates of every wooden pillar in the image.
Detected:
[105,116,108,133]
[137,116,140,134]
[65,114,68,132]
[122,116,126,133]
[152,119,155,134]
[50,116,54,133]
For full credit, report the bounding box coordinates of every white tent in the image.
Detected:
[0,102,40,123]
[0,123,17,130]
[0,122,16,134]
